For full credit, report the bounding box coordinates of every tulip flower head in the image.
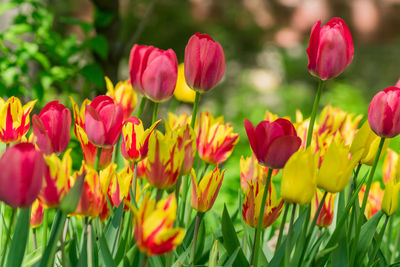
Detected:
[106,77,137,120]
[368,86,400,138]
[240,154,277,193]
[31,199,44,228]
[359,182,384,219]
[382,181,400,216]
[311,190,335,227]
[184,33,225,92]
[108,166,136,208]
[307,17,354,80]
[174,63,196,103]
[244,118,301,169]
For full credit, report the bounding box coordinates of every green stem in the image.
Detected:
[155,188,163,202]
[86,219,93,267]
[94,147,102,172]
[179,174,190,227]
[152,102,159,124]
[42,209,48,254]
[391,226,400,263]
[250,228,258,265]
[140,254,148,267]
[190,92,201,128]
[369,214,389,265]
[285,203,297,267]
[132,162,138,207]
[137,97,147,119]
[33,228,37,250]
[348,164,362,242]
[0,208,16,266]
[306,79,325,147]
[190,212,202,265]
[252,168,273,267]
[276,203,290,251]
[175,175,182,224]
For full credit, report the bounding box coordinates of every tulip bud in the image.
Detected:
[359,182,384,219]
[106,77,137,120]
[382,181,400,216]
[306,17,354,80]
[32,100,71,155]
[368,87,400,138]
[30,199,44,228]
[311,190,335,227]
[0,143,46,208]
[174,63,196,103]
[184,33,225,92]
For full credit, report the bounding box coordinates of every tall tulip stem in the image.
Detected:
[190,92,201,128]
[306,79,325,147]
[276,203,290,251]
[285,203,297,266]
[152,102,159,124]
[137,97,147,119]
[190,212,202,265]
[179,174,190,227]
[132,162,138,206]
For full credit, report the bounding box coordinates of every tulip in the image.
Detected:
[30,199,44,228]
[311,190,335,227]
[0,97,36,143]
[0,143,46,208]
[133,193,184,256]
[368,86,400,138]
[381,181,400,216]
[244,118,301,169]
[306,17,354,80]
[359,182,384,219]
[85,95,124,147]
[39,150,72,208]
[174,63,196,103]
[198,112,239,165]
[190,167,225,212]
[242,181,284,228]
[108,166,133,208]
[106,77,137,120]
[137,159,147,179]
[32,100,71,155]
[121,116,160,162]
[383,149,400,183]
[317,140,363,193]
[184,33,225,92]
[281,148,317,205]
[129,44,178,102]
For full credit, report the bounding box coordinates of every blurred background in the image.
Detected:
[1,0,400,207]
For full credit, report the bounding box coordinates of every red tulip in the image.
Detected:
[85,95,124,148]
[129,45,178,102]
[32,100,71,155]
[0,143,46,208]
[244,118,301,169]
[184,33,225,92]
[368,87,400,138]
[306,17,354,80]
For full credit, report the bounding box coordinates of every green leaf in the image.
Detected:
[105,201,124,256]
[87,35,109,60]
[224,247,240,267]
[81,64,105,88]
[6,208,30,267]
[60,171,85,214]
[332,232,349,267]
[99,233,117,267]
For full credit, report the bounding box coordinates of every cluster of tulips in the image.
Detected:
[0,17,400,267]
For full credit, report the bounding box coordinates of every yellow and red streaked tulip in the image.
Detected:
[197,112,239,165]
[106,76,137,120]
[145,130,184,189]
[190,167,225,212]
[311,190,335,228]
[368,87,400,138]
[0,143,46,208]
[350,121,389,166]
[32,100,71,155]
[359,182,384,219]
[133,193,184,256]
[108,166,133,208]
[121,117,160,162]
[0,97,36,143]
[244,118,301,169]
[382,181,400,216]
[184,33,225,93]
[317,140,363,193]
[383,149,400,183]
[307,17,354,80]
[85,95,124,147]
[129,45,178,103]
[39,150,72,208]
[242,181,284,228]
[30,199,44,228]
[281,148,317,205]
[174,63,196,103]
[137,159,147,179]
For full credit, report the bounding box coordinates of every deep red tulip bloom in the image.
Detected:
[184,33,225,92]
[368,87,400,138]
[0,143,46,208]
[85,95,124,148]
[306,17,354,80]
[244,118,301,169]
[129,45,178,102]
[32,100,71,155]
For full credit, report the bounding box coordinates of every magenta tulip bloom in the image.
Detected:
[368,87,400,138]
[184,33,225,92]
[85,95,124,148]
[306,17,354,80]
[244,118,301,169]
[129,45,178,102]
[0,143,46,208]
[32,100,71,155]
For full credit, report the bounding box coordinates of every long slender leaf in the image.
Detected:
[6,208,30,267]
[105,202,124,256]
[99,233,117,267]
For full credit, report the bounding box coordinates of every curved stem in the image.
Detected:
[285,204,297,267]
[152,102,159,124]
[306,79,325,147]
[276,203,290,252]
[190,92,201,128]
[190,212,202,265]
[370,214,389,265]
[137,97,147,119]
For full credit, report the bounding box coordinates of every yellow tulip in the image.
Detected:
[173,63,196,103]
[382,181,400,216]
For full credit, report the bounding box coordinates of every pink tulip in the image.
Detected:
[244,118,301,169]
[85,95,124,148]
[368,86,400,138]
[306,17,354,80]
[0,143,46,208]
[129,45,178,102]
[184,33,225,92]
[32,100,71,155]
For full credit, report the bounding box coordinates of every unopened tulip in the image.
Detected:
[311,190,335,227]
[244,118,301,169]
[191,167,225,212]
[368,87,400,138]
[240,154,277,193]
[184,33,225,92]
[242,181,284,228]
[359,182,384,219]
[0,143,46,208]
[129,44,178,102]
[174,63,196,103]
[306,17,354,80]
[383,149,400,183]
[0,97,36,143]
[30,199,44,228]
[382,181,400,216]
[32,100,71,155]
[133,193,184,256]
[198,112,239,165]
[106,77,137,120]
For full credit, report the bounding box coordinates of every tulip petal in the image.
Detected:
[264,135,301,169]
[85,105,106,146]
